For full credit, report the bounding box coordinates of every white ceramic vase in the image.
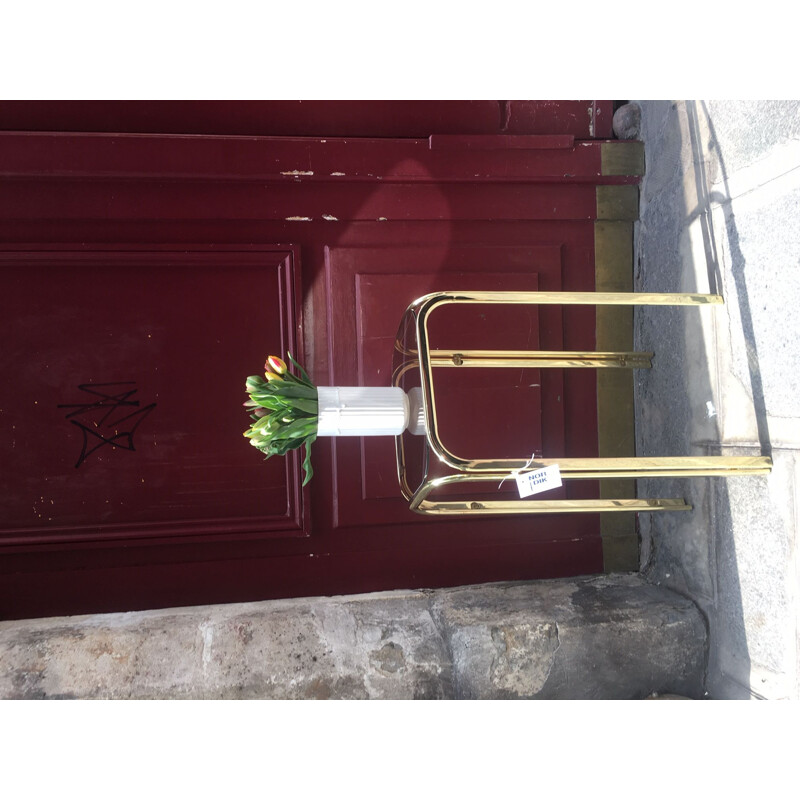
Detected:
[317,386,426,436]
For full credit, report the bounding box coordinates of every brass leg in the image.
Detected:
[409,474,691,515]
[391,350,653,387]
[422,453,774,476]
[429,350,654,369]
[412,498,692,515]
[409,290,724,310]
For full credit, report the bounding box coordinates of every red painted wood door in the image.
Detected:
[0,101,627,619]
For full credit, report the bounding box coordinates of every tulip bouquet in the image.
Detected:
[243,353,318,486]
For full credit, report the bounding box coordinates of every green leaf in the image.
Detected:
[287,351,314,387]
[251,415,274,433]
[268,418,317,441]
[249,393,284,410]
[302,435,315,486]
[266,382,318,400]
[288,397,318,415]
[270,435,308,456]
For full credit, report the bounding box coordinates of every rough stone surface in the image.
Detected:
[431,575,705,699]
[0,576,706,700]
[0,592,451,700]
[613,102,642,140]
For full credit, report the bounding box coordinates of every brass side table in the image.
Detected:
[392,290,772,515]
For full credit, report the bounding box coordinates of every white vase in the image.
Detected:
[317,386,412,436]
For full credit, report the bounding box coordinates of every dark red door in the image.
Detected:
[0,101,632,619]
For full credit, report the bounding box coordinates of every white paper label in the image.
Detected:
[515,465,562,498]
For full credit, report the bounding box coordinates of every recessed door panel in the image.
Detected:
[326,246,571,529]
[0,247,308,546]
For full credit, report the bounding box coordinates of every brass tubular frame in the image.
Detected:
[392,290,773,515]
[429,349,654,369]
[409,290,724,309]
[415,497,692,515]
[408,473,691,515]
[392,350,654,386]
[429,455,773,477]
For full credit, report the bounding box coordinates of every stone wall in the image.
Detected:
[0,574,706,699]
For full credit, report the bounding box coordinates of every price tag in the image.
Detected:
[515,465,562,498]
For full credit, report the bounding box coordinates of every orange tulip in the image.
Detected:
[266,355,287,374]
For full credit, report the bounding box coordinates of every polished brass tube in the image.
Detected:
[425,453,774,476]
[430,349,654,369]
[408,473,691,514]
[412,499,692,515]
[410,290,724,308]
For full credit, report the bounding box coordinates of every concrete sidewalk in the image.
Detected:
[633,100,800,699]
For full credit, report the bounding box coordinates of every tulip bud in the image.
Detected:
[264,371,283,382]
[266,355,287,375]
